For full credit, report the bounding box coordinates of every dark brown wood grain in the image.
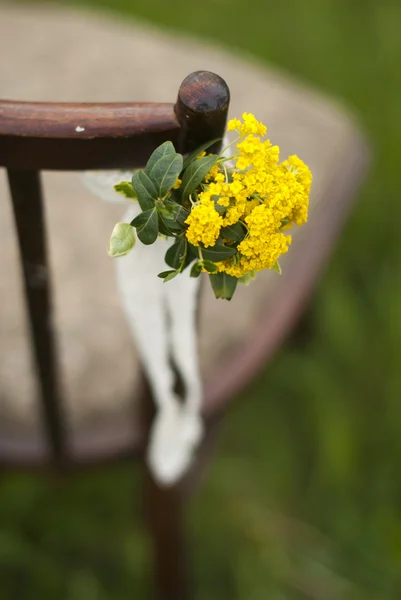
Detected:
[141,375,189,600]
[0,101,178,138]
[7,169,68,464]
[0,73,230,170]
[0,102,180,170]
[145,469,189,600]
[0,131,181,170]
[175,70,230,154]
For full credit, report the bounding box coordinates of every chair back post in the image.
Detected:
[142,71,230,600]
[175,70,230,154]
[7,168,68,464]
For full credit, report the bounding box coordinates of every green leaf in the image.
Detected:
[108,222,135,257]
[202,260,218,273]
[182,138,221,170]
[164,199,190,223]
[145,141,176,175]
[220,222,246,243]
[183,244,198,271]
[280,217,291,229]
[201,243,237,262]
[158,216,184,234]
[209,272,238,300]
[274,260,282,274]
[214,202,227,215]
[114,181,137,200]
[131,170,157,211]
[158,199,190,230]
[190,262,203,278]
[131,208,158,245]
[157,215,176,237]
[239,270,256,285]
[158,269,179,282]
[180,155,218,200]
[149,153,183,198]
[165,237,187,270]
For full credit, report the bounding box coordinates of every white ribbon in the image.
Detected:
[84,170,202,485]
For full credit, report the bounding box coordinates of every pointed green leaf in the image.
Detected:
[201,244,236,262]
[149,153,183,198]
[165,237,187,270]
[145,141,176,175]
[108,222,135,257]
[209,272,238,300]
[114,181,137,200]
[131,170,157,210]
[180,155,218,200]
[169,189,182,203]
[213,200,227,215]
[238,270,256,285]
[131,207,158,245]
[220,222,246,243]
[164,199,190,223]
[158,269,179,282]
[190,261,203,278]
[158,216,184,234]
[157,215,176,237]
[202,260,218,273]
[274,260,282,274]
[183,245,198,271]
[182,138,221,170]
[158,199,190,230]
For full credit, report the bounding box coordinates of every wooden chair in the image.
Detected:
[0,70,368,600]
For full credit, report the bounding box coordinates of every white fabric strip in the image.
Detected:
[83,170,202,485]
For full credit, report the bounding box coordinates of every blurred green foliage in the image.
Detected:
[2,0,401,597]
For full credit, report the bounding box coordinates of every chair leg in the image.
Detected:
[142,415,223,600]
[143,463,189,600]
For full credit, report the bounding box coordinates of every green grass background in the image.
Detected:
[2,0,401,598]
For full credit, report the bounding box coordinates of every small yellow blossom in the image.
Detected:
[217,196,230,207]
[227,113,267,137]
[173,178,182,190]
[214,172,225,183]
[205,164,220,182]
[227,118,242,132]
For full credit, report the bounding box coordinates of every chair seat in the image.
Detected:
[0,4,369,466]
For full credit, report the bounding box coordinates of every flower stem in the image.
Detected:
[219,134,241,157]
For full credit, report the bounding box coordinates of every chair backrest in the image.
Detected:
[0,70,230,466]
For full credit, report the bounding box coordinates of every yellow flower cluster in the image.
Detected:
[195,178,248,227]
[218,205,291,277]
[185,198,223,247]
[227,112,267,137]
[185,113,312,278]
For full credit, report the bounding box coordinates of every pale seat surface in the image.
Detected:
[0,3,367,453]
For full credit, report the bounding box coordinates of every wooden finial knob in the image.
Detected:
[175,71,230,153]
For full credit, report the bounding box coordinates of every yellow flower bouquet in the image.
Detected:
[108,113,312,300]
